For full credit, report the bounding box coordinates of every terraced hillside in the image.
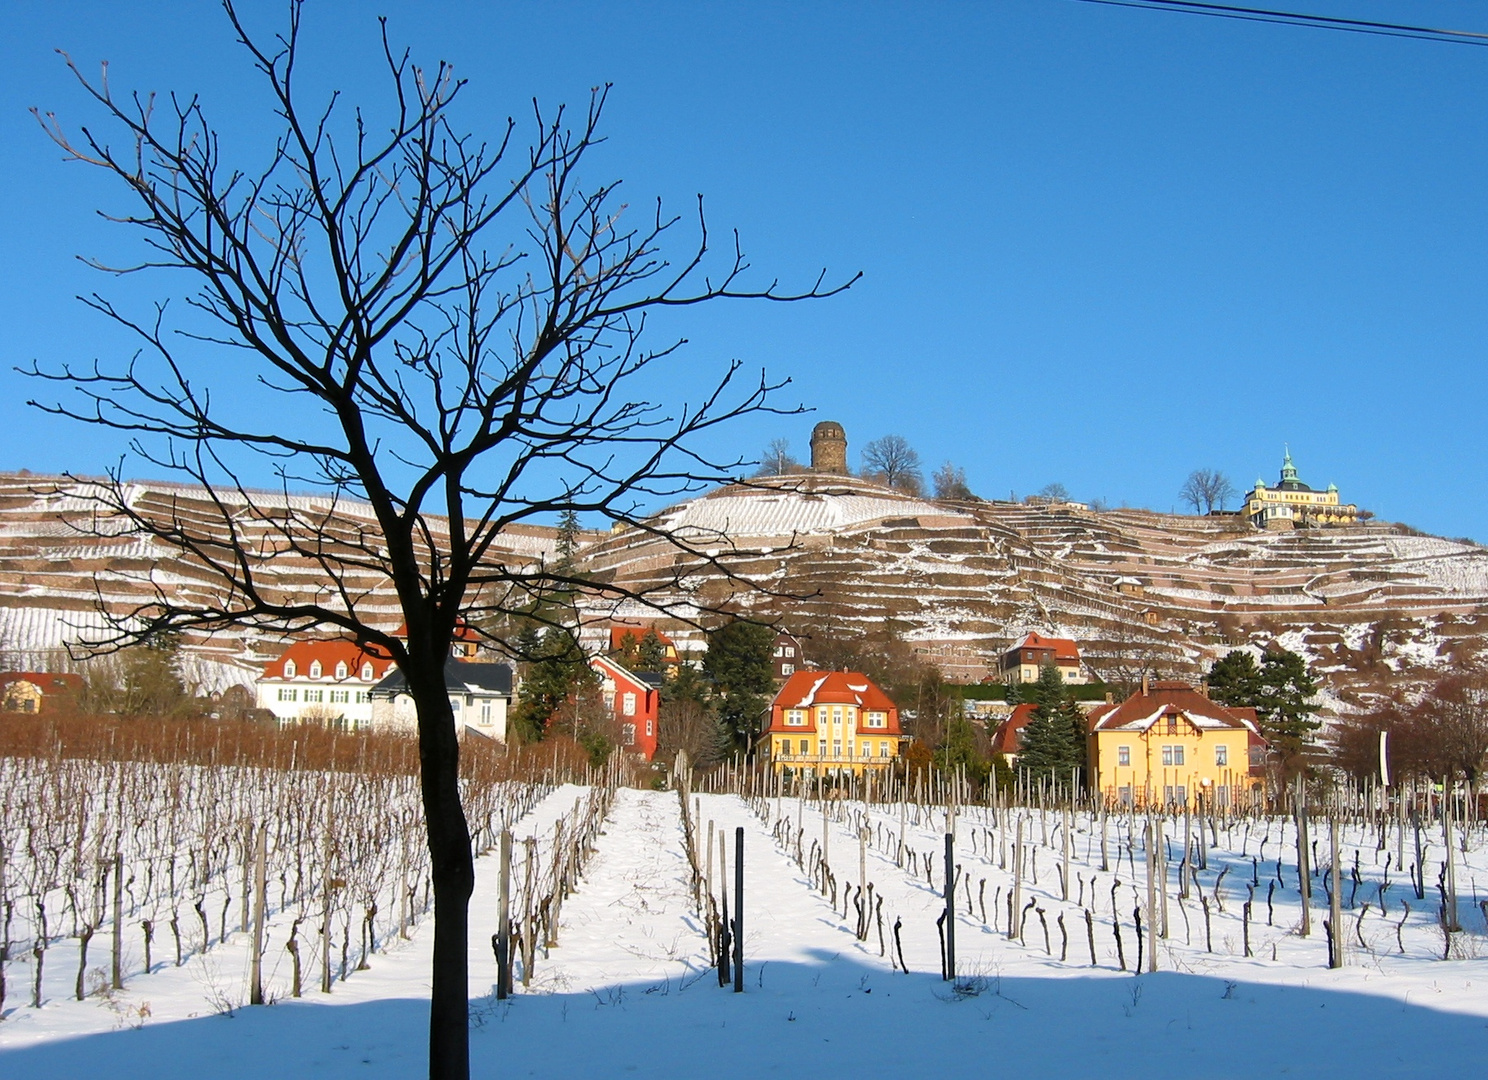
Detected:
[2,469,1485,716]
[585,474,1488,713]
[0,473,557,688]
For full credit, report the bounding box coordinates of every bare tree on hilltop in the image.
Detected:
[757,437,800,476]
[932,461,973,500]
[1180,469,1238,514]
[26,4,853,1076]
[861,434,922,493]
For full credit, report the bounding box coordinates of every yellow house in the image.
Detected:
[760,670,908,778]
[1243,449,1358,529]
[1087,679,1263,809]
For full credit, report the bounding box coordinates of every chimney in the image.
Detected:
[1199,678,1209,699]
[1104,691,1114,705]
[1141,673,1149,696]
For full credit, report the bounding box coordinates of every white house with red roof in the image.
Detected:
[255,640,396,726]
[760,670,906,777]
[1000,632,1086,685]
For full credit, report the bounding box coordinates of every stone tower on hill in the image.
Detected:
[810,421,848,474]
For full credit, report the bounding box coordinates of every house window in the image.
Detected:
[355,691,371,704]
[309,661,322,678]
[622,723,636,745]
[782,663,795,675]
[277,688,298,702]
[480,702,492,725]
[1215,744,1228,767]
[450,698,462,711]
[864,712,886,729]
[330,690,350,704]
[786,710,805,726]
[1118,785,1132,806]
[784,646,795,657]
[832,707,843,724]
[1164,785,1175,804]
[304,689,323,703]
[283,660,296,678]
[818,740,827,757]
[1161,746,1174,767]
[1166,716,1179,735]
[860,743,869,758]
[832,740,842,758]
[335,661,348,679]
[622,692,637,716]
[1173,746,1185,766]
[361,662,374,680]
[879,742,888,758]
[1118,745,1130,767]
[646,718,654,737]
[800,739,811,754]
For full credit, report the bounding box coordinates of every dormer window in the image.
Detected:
[335,661,348,679]
[361,662,374,680]
[309,661,323,679]
[283,659,297,678]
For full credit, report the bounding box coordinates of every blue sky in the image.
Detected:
[1,2,1485,536]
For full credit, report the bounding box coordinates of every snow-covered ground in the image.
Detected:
[5,786,1488,1077]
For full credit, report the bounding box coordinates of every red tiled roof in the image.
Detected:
[764,671,900,734]
[1089,682,1258,734]
[608,625,677,651]
[1012,633,1081,663]
[990,702,1036,755]
[261,640,396,681]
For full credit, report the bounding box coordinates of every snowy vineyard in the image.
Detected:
[7,758,1488,1077]
[0,727,616,1020]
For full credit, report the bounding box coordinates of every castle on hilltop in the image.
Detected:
[1243,449,1358,529]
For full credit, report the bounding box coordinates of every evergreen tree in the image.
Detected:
[555,509,581,571]
[1208,650,1263,710]
[1257,647,1321,767]
[509,629,593,743]
[118,631,189,716]
[1014,663,1088,789]
[934,713,990,788]
[634,628,669,674]
[703,620,776,753]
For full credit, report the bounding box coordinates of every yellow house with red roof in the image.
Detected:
[1087,679,1264,809]
[761,670,907,777]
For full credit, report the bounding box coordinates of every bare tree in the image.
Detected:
[27,6,852,1077]
[1179,469,1238,514]
[931,461,973,500]
[757,437,799,477]
[861,434,922,492]
[1036,482,1071,503]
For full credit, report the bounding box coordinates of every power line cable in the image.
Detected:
[1068,0,1488,47]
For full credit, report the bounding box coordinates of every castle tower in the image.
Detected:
[810,421,848,474]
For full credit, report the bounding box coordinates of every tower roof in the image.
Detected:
[1276,446,1313,492]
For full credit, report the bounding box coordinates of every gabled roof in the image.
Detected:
[371,656,512,697]
[1008,633,1081,663]
[262,639,395,681]
[1089,681,1259,735]
[990,702,1036,755]
[590,653,660,693]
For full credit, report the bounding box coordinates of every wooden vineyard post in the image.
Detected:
[859,827,868,900]
[1144,819,1157,973]
[111,852,124,991]
[897,796,907,868]
[496,829,512,1000]
[250,823,268,1004]
[1328,815,1343,969]
[944,832,956,980]
[1443,785,1461,931]
[733,827,744,993]
[1009,816,1024,942]
[1296,778,1312,938]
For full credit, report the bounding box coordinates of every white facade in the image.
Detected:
[256,642,394,728]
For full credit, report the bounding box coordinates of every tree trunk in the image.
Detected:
[411,669,475,1080]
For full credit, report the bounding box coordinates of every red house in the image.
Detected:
[590,654,661,761]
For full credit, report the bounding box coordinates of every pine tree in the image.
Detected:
[555,509,581,571]
[1257,647,1320,768]
[509,629,593,743]
[1208,650,1263,710]
[703,620,776,753]
[635,628,669,674]
[1014,663,1087,789]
